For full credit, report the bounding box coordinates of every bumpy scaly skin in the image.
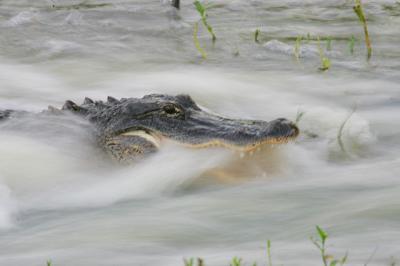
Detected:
[0,110,13,120]
[0,94,299,163]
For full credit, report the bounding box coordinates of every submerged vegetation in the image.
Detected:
[254,29,260,43]
[179,0,373,69]
[44,225,396,265]
[294,35,302,62]
[50,1,111,10]
[337,108,356,154]
[180,226,398,266]
[192,0,217,59]
[353,0,372,60]
[311,226,348,266]
[193,21,208,59]
[317,37,331,71]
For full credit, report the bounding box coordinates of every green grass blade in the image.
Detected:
[267,240,273,266]
[194,0,205,17]
[193,21,207,59]
[316,225,328,244]
[353,0,372,60]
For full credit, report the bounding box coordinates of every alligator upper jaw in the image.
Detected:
[118,121,299,153]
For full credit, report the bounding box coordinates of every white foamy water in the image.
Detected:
[0,0,400,265]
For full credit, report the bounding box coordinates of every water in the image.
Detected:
[0,0,399,265]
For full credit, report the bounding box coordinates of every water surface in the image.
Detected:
[0,0,399,265]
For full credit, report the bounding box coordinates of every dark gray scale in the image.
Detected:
[0,110,13,121]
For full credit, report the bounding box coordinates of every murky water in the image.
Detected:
[0,0,400,265]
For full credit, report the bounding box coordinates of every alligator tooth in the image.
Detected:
[121,130,161,148]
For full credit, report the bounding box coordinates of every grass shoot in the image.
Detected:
[255,29,261,43]
[317,37,331,71]
[194,0,217,42]
[294,35,302,61]
[197,258,204,266]
[326,36,332,51]
[193,21,207,59]
[295,110,305,125]
[267,240,273,266]
[231,257,243,266]
[311,225,348,266]
[337,108,356,154]
[184,258,195,266]
[306,32,311,43]
[172,0,180,9]
[51,1,111,10]
[353,0,372,60]
[349,35,356,55]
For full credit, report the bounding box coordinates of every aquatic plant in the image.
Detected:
[353,0,372,60]
[197,258,204,266]
[193,21,208,59]
[294,35,302,61]
[317,37,331,71]
[172,0,180,9]
[192,0,217,59]
[326,36,332,51]
[194,0,217,42]
[184,257,205,266]
[255,29,261,43]
[349,35,356,55]
[267,240,273,266]
[337,108,356,154]
[295,110,305,125]
[184,257,195,266]
[311,225,348,266]
[50,1,111,10]
[306,32,311,43]
[171,225,394,266]
[230,257,243,266]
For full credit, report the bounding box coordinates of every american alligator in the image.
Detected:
[0,94,299,163]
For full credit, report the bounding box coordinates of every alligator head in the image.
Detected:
[62,94,299,163]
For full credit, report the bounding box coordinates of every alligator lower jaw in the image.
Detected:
[120,130,162,148]
[179,136,297,152]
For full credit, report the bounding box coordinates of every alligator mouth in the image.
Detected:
[179,134,298,152]
[118,118,299,153]
[120,129,162,148]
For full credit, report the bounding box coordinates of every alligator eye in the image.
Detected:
[163,104,181,116]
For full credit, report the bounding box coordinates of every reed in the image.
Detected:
[172,0,180,9]
[267,240,273,266]
[311,226,348,266]
[255,29,261,43]
[294,35,302,61]
[193,21,207,59]
[230,257,243,266]
[194,0,217,42]
[317,37,331,71]
[353,0,372,60]
[337,108,356,154]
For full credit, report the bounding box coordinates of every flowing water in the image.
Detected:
[0,0,400,265]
